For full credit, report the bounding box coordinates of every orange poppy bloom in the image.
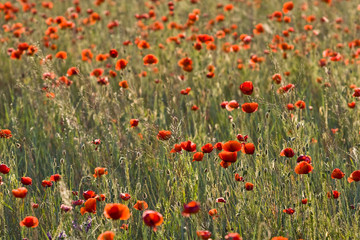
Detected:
[119,80,129,89]
[20,216,39,228]
[67,67,79,76]
[104,203,130,220]
[219,151,237,162]
[115,59,128,71]
[178,57,193,72]
[21,177,32,185]
[55,51,67,59]
[0,129,12,139]
[272,237,288,240]
[182,201,200,217]
[348,170,360,183]
[235,173,244,182]
[241,103,258,113]
[97,231,115,240]
[157,130,172,140]
[143,54,158,65]
[93,167,108,178]
[294,162,313,174]
[134,200,148,211]
[245,182,254,191]
[90,68,104,77]
[208,208,218,219]
[142,210,163,231]
[82,49,93,61]
[130,119,139,128]
[331,168,345,179]
[226,100,239,111]
[295,100,306,109]
[80,198,97,215]
[282,2,294,14]
[12,187,28,198]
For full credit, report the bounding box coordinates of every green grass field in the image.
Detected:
[1,0,360,239]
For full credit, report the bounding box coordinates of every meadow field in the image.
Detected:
[1,0,360,239]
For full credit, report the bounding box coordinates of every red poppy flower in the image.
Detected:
[83,190,96,200]
[235,173,244,182]
[294,162,313,174]
[245,182,254,191]
[12,187,28,198]
[182,201,200,217]
[295,100,306,109]
[272,74,282,84]
[0,129,12,139]
[223,140,242,152]
[327,190,340,199]
[297,155,312,164]
[226,100,239,111]
[67,67,79,76]
[239,81,253,95]
[50,174,61,182]
[201,143,213,153]
[20,216,39,228]
[98,231,115,240]
[21,177,32,185]
[142,210,164,231]
[157,130,172,140]
[301,198,308,204]
[348,170,360,183]
[109,49,118,58]
[225,233,242,240]
[143,54,159,65]
[181,140,197,152]
[0,164,10,174]
[120,193,131,201]
[283,208,295,215]
[282,2,294,13]
[280,148,294,158]
[170,144,182,153]
[214,142,223,150]
[196,230,212,240]
[55,51,67,59]
[241,103,258,113]
[41,180,53,187]
[115,59,128,71]
[331,168,345,179]
[193,152,204,162]
[104,203,130,220]
[134,200,148,211]
[130,119,139,128]
[242,143,255,155]
[219,151,237,162]
[119,80,129,89]
[80,198,97,215]
[93,167,108,178]
[208,208,218,219]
